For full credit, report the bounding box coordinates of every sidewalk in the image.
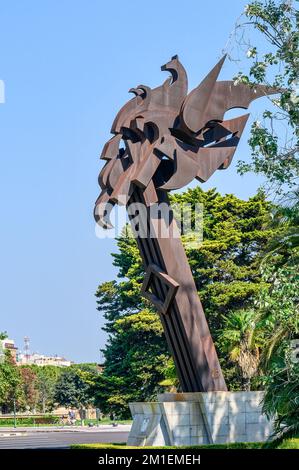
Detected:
[0,424,131,435]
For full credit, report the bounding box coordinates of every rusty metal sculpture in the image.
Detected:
[94,55,277,392]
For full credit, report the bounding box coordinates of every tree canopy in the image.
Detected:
[229,0,299,440]
[95,188,278,415]
[232,0,298,203]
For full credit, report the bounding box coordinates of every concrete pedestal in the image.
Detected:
[127,392,273,446]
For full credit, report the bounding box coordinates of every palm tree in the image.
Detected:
[218,310,264,391]
[159,358,180,392]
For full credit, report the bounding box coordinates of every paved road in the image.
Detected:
[0,424,130,433]
[0,430,129,449]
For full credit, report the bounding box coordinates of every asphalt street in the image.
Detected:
[0,429,130,449]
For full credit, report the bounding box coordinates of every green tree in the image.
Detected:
[92,309,169,418]
[171,188,275,335]
[251,259,299,440]
[158,358,180,392]
[95,188,277,414]
[262,357,299,442]
[0,351,23,412]
[33,365,63,413]
[96,234,145,334]
[53,367,96,423]
[232,0,298,203]
[19,367,39,411]
[231,1,299,438]
[256,217,298,439]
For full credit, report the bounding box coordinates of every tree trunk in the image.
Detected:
[243,377,251,392]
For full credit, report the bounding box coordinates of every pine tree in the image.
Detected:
[95,188,278,414]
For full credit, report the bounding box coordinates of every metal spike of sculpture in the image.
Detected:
[94,55,278,392]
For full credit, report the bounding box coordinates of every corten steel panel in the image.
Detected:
[131,188,227,391]
[94,55,279,392]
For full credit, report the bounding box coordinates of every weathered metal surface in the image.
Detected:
[94,55,278,392]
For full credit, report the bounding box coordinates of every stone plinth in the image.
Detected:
[127,392,273,447]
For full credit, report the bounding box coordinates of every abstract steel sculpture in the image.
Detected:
[94,55,277,392]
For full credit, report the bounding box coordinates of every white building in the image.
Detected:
[17,353,72,367]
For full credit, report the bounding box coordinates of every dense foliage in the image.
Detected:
[53,364,98,413]
[0,351,22,412]
[231,0,299,440]
[257,207,299,439]
[0,350,99,415]
[94,189,277,416]
[92,309,169,418]
[233,0,298,203]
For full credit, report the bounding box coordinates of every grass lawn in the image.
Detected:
[0,418,60,427]
[71,438,299,450]
[275,438,299,449]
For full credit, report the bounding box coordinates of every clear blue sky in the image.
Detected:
[0,0,269,362]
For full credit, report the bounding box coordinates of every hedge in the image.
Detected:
[0,415,60,426]
[71,439,299,450]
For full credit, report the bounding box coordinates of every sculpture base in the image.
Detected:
[127,392,273,446]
